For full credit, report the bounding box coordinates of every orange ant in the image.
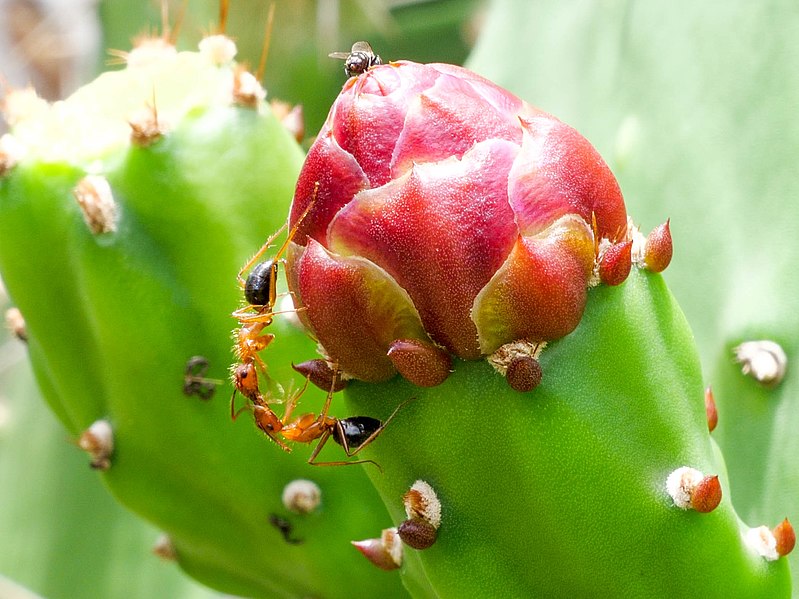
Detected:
[231,181,317,330]
[229,184,317,446]
[229,365,297,452]
[232,366,411,468]
[275,369,412,468]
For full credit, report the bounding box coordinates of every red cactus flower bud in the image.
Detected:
[689,475,722,513]
[644,220,673,273]
[704,386,718,432]
[774,518,796,557]
[286,60,627,384]
[598,240,633,286]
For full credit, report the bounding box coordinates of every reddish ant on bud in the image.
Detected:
[229,184,317,441]
[278,371,413,469]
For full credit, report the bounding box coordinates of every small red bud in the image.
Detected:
[667,467,722,512]
[386,339,452,388]
[291,359,348,392]
[774,518,796,557]
[689,475,722,513]
[704,386,718,432]
[398,518,438,550]
[644,220,673,273]
[505,356,543,392]
[598,240,632,286]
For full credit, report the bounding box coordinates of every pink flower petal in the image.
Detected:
[292,239,430,382]
[290,130,370,245]
[509,116,627,239]
[331,61,439,187]
[472,215,595,355]
[430,63,542,119]
[390,72,523,177]
[328,139,519,359]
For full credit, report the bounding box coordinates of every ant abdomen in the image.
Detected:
[244,261,277,307]
[335,416,382,449]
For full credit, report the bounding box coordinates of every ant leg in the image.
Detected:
[231,400,253,421]
[317,366,341,420]
[306,429,332,463]
[230,388,243,420]
[233,306,302,325]
[236,223,288,286]
[306,430,382,470]
[280,375,310,424]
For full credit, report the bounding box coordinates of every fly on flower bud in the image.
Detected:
[285,59,627,386]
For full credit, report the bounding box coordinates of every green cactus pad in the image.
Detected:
[344,269,791,598]
[467,0,799,591]
[0,46,406,598]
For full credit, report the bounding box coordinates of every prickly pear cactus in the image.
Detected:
[277,55,794,597]
[0,33,407,598]
[467,0,799,595]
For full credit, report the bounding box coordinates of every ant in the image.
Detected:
[278,374,413,470]
[229,362,293,452]
[229,184,317,438]
[233,364,411,468]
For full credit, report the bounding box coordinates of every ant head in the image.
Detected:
[253,404,281,433]
[232,362,259,398]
